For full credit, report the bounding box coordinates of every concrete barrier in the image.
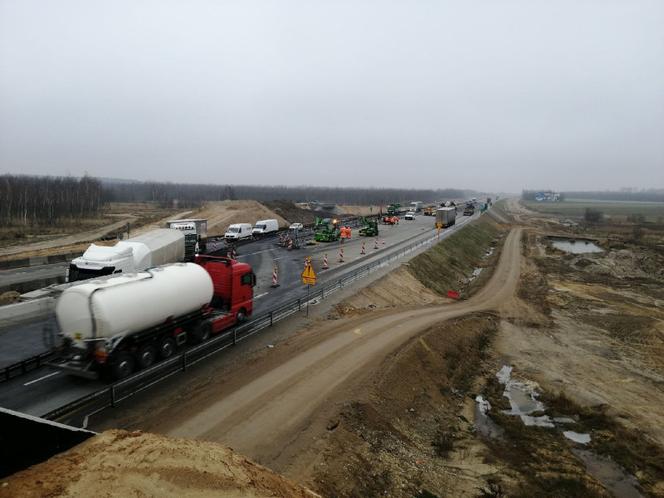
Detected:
[0,276,67,295]
[0,252,81,271]
[0,407,95,478]
[0,297,55,324]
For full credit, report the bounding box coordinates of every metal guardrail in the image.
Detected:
[0,216,377,384]
[41,222,454,424]
[1,351,57,384]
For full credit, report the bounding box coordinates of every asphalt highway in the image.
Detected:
[0,212,476,418]
[0,262,68,289]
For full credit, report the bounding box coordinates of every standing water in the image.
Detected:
[550,237,603,254]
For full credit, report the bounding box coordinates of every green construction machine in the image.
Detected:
[314,217,340,242]
[358,217,379,237]
[386,203,401,216]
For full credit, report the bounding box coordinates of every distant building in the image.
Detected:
[534,191,561,202]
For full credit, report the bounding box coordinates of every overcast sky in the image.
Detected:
[1,1,663,192]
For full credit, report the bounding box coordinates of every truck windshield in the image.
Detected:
[229,227,240,233]
[255,225,266,230]
[69,264,115,282]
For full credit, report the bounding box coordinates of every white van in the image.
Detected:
[252,219,279,237]
[224,223,253,241]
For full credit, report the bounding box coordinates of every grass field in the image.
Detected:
[408,216,505,297]
[522,199,664,222]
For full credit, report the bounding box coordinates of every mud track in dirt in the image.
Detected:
[158,228,522,468]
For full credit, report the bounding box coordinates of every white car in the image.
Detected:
[289,222,304,231]
[404,211,415,220]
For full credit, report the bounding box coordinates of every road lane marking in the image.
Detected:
[236,248,275,258]
[23,371,59,386]
[255,292,269,299]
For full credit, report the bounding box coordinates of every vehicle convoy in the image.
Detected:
[224,223,253,241]
[68,229,185,282]
[358,217,379,237]
[314,217,340,242]
[50,256,255,380]
[166,218,208,254]
[435,207,456,228]
[252,219,279,237]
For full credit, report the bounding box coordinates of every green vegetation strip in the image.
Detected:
[522,200,664,221]
[407,217,503,297]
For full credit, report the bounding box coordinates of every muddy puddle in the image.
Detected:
[549,237,603,254]
[468,267,483,282]
[476,366,644,497]
[474,395,503,439]
[573,449,644,498]
[496,365,555,427]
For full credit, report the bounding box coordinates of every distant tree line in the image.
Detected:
[0,174,473,226]
[523,189,664,203]
[103,179,470,206]
[0,175,103,226]
[561,190,664,202]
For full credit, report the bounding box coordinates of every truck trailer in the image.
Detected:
[68,229,185,282]
[50,256,255,380]
[166,218,208,255]
[435,207,456,228]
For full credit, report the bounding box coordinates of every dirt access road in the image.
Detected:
[148,227,521,471]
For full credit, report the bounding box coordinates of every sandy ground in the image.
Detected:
[111,228,521,478]
[0,430,318,498]
[0,216,137,259]
[130,209,194,235]
[74,201,663,496]
[332,266,449,315]
[0,200,288,261]
[336,205,381,216]
[487,202,664,496]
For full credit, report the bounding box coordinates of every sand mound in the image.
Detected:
[0,430,318,498]
[192,201,289,237]
[333,266,446,316]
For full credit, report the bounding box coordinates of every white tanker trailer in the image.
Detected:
[49,257,255,380]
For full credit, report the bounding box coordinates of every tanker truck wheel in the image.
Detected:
[190,322,211,344]
[111,352,135,380]
[158,337,176,359]
[137,345,157,369]
[236,309,248,323]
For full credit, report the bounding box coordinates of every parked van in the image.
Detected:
[225,223,253,241]
[252,219,279,237]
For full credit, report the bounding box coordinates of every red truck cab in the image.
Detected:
[195,255,256,333]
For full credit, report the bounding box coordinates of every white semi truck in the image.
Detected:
[68,229,185,282]
[166,218,208,254]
